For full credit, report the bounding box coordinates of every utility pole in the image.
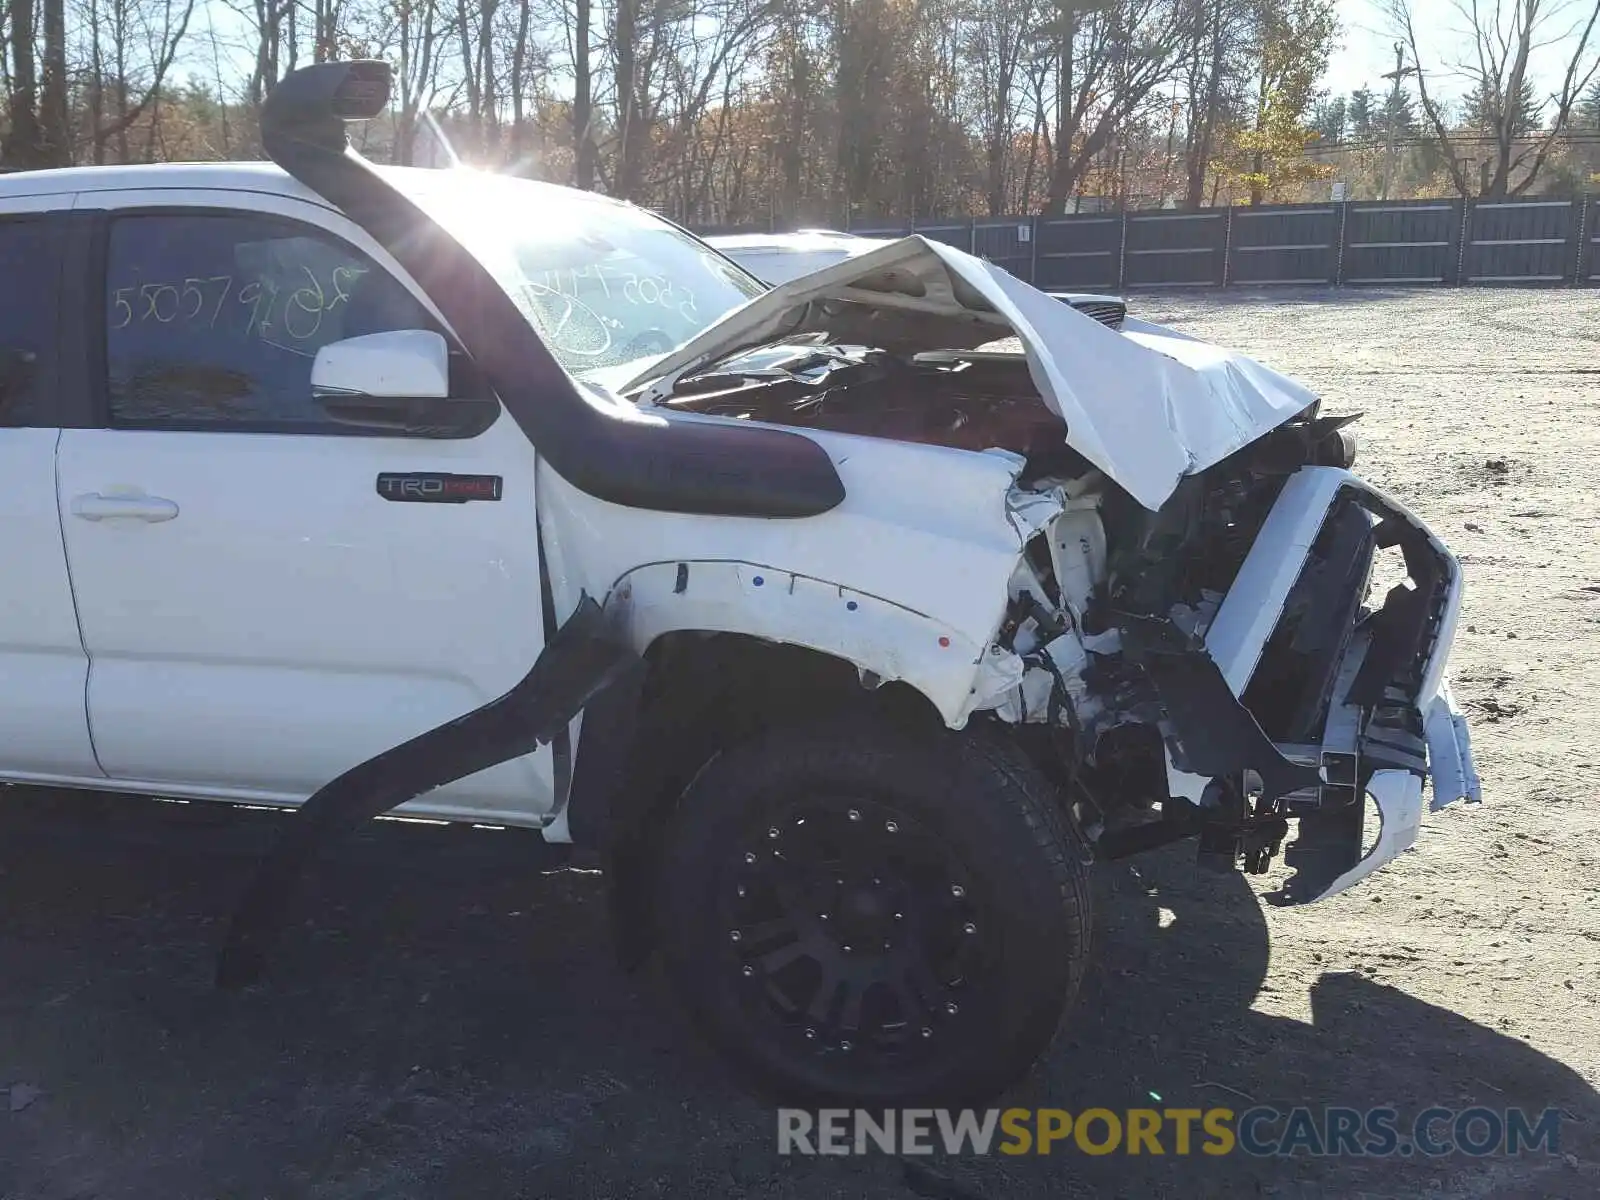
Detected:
[1380,42,1417,200]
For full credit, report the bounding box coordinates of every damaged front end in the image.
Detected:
[618,235,1481,906]
[984,422,1481,904]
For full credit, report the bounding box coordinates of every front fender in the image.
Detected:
[608,559,1023,728]
[564,561,1029,973]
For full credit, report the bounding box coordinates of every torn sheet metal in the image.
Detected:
[616,236,1317,512]
[1424,682,1483,810]
[1004,474,1066,545]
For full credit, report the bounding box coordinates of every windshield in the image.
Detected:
[389,169,767,378]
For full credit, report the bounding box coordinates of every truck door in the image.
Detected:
[0,204,100,782]
[55,190,554,825]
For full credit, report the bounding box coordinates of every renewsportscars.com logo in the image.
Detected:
[777,1106,1565,1158]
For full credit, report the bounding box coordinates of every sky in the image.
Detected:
[1326,0,1423,95]
[1325,0,1596,101]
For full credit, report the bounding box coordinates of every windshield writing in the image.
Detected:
[396,172,764,376]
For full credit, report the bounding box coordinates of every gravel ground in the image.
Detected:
[2,286,1598,1199]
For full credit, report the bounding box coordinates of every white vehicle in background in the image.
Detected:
[0,61,1478,1106]
[705,228,1130,328]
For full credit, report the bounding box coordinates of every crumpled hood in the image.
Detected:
[618,235,1317,511]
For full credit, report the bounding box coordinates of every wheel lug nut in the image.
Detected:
[743,852,757,864]
[843,944,852,953]
[950,884,965,899]
[841,1040,852,1051]
[848,809,862,821]
[893,912,903,921]
[945,1001,959,1015]
[921,1027,933,1039]
[963,922,976,935]
[729,929,742,942]
[741,965,755,977]
[885,820,899,834]
[768,827,780,839]
[805,1027,817,1040]
[736,885,747,898]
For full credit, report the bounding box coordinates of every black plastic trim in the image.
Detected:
[1117,613,1323,804]
[54,211,102,429]
[563,657,648,847]
[217,593,640,988]
[260,63,845,519]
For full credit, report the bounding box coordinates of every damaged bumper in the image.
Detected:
[1172,467,1482,902]
[999,464,1482,904]
[1311,678,1481,902]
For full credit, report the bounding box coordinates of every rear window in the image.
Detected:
[0,220,56,426]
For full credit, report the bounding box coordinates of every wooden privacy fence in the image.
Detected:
[696,196,1600,291]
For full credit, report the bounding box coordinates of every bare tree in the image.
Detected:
[41,0,68,162]
[224,0,296,107]
[370,0,441,164]
[964,0,1041,214]
[1386,0,1600,196]
[1038,0,1193,214]
[80,0,197,163]
[1178,0,1250,205]
[3,0,48,167]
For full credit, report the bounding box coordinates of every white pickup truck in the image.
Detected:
[0,61,1479,1105]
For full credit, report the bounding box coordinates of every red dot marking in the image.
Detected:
[938,637,951,648]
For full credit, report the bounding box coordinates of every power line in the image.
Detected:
[1315,131,1600,151]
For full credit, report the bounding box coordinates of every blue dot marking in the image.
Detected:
[846,600,859,611]
[753,575,764,587]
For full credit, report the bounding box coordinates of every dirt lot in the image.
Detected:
[2,287,1598,1199]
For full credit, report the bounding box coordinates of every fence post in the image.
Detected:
[1221,205,1234,287]
[969,219,977,255]
[1455,199,1471,286]
[1574,198,1588,287]
[1334,202,1348,286]
[1029,216,1040,286]
[1117,210,1129,291]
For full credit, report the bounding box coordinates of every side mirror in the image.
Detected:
[311,330,497,436]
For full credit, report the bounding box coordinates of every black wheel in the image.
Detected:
[655,720,1092,1105]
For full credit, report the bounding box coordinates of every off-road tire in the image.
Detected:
[655,719,1092,1106]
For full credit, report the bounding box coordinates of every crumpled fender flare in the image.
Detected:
[601,559,1018,730]
[562,557,1016,865]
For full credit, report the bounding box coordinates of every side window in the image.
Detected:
[104,213,438,433]
[0,220,56,427]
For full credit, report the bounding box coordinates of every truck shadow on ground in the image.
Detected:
[0,787,1593,1200]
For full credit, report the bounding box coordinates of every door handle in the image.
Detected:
[71,492,180,523]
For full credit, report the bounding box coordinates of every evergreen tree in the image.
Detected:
[1464,77,1542,136]
[1576,76,1600,129]
[1310,93,1347,142]
[1381,85,1419,139]
[1348,88,1376,137]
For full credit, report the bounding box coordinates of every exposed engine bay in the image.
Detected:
[661,334,1475,904]
[663,341,1085,475]
[661,336,1357,488]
